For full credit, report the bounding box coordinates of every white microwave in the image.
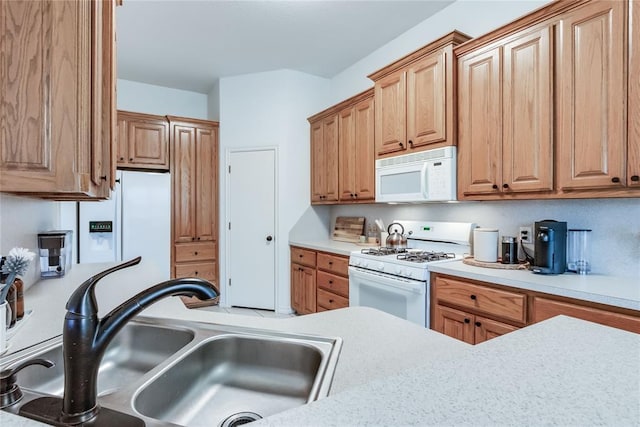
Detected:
[375,146,456,203]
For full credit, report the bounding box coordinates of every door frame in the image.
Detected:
[223,146,279,309]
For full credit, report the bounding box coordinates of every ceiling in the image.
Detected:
[116,0,455,93]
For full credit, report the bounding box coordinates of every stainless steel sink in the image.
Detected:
[3,317,342,427]
[16,322,195,397]
[134,335,325,426]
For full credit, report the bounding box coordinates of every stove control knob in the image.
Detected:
[352,259,360,266]
[362,261,369,268]
[406,270,414,278]
[396,268,403,275]
[376,262,384,271]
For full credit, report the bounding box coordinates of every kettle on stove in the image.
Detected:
[386,223,407,250]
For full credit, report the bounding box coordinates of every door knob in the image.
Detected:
[266,235,273,242]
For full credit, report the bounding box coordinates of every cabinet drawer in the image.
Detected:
[317,253,349,276]
[316,271,349,298]
[174,262,217,282]
[435,276,526,324]
[533,297,640,334]
[175,243,216,262]
[317,288,349,310]
[291,247,316,267]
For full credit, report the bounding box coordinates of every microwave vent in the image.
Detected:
[377,146,455,168]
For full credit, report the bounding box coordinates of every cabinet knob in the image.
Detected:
[475,321,482,327]
[99,175,107,181]
[354,193,358,198]
[298,267,303,271]
[119,157,124,161]
[329,280,333,284]
[192,237,195,241]
[350,193,354,198]
[197,237,201,240]
[502,183,509,189]
[408,140,413,146]
[329,299,334,303]
[631,175,640,182]
[470,294,477,300]
[129,158,133,161]
[194,251,198,255]
[492,184,498,190]
[399,142,404,147]
[328,261,333,265]
[194,271,198,275]
[299,254,303,258]
[464,318,470,324]
[612,177,621,183]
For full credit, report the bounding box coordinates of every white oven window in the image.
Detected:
[379,170,421,195]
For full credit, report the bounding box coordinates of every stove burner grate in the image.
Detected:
[360,247,407,256]
[396,251,456,263]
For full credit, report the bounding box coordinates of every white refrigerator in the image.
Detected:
[78,170,171,280]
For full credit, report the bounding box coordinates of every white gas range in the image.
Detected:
[348,221,476,328]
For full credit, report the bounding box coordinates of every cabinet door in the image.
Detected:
[474,316,518,344]
[374,70,407,156]
[458,46,502,196]
[629,0,640,187]
[195,126,217,241]
[291,263,316,315]
[310,120,325,202]
[502,26,553,193]
[127,118,169,169]
[433,305,474,344]
[172,125,196,242]
[557,0,626,190]
[338,107,356,201]
[353,96,375,200]
[323,115,339,202]
[406,51,446,149]
[1,0,113,198]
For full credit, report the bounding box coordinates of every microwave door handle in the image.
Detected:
[421,162,429,198]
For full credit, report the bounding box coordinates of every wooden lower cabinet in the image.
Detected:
[291,263,316,315]
[290,246,349,314]
[532,297,640,334]
[433,273,640,343]
[433,304,518,345]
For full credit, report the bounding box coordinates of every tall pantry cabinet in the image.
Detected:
[169,116,220,307]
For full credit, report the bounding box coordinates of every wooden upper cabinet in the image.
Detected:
[369,31,471,159]
[0,0,116,199]
[628,0,640,188]
[458,25,553,198]
[557,0,627,190]
[169,117,218,243]
[116,111,169,170]
[407,50,447,149]
[458,46,503,195]
[310,114,338,203]
[502,26,553,193]
[339,93,375,202]
[374,70,407,156]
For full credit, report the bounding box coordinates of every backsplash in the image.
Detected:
[0,194,60,289]
[331,198,640,279]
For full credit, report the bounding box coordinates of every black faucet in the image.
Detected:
[59,257,218,424]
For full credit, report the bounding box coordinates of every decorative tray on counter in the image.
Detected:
[462,256,529,270]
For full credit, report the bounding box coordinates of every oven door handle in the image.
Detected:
[349,267,425,295]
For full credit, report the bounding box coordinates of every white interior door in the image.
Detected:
[228,149,276,309]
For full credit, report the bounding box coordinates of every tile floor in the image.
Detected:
[197,304,296,318]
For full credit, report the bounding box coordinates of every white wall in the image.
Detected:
[327,0,551,105]
[117,79,208,118]
[219,70,330,312]
[207,80,220,121]
[0,195,59,289]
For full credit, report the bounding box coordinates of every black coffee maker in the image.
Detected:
[532,220,567,275]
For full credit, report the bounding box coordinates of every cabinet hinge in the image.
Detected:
[229,278,232,287]
[228,165,231,173]
[228,222,231,230]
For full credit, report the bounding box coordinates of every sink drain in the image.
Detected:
[220,412,263,427]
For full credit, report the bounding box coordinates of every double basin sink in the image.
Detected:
[3,317,342,426]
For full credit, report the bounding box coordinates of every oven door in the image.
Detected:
[348,266,429,328]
